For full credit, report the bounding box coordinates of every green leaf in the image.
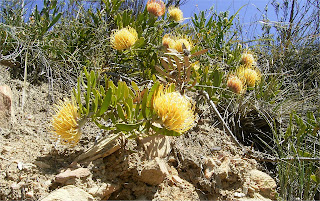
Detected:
[115,122,141,132]
[47,12,61,30]
[151,125,181,136]
[133,37,145,48]
[124,102,132,122]
[141,88,148,119]
[131,81,139,92]
[93,119,114,130]
[99,88,112,116]
[117,104,126,122]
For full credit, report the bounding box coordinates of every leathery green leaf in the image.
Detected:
[117,104,126,122]
[141,88,148,119]
[151,125,181,136]
[131,81,139,92]
[124,102,132,121]
[115,122,142,132]
[99,88,112,116]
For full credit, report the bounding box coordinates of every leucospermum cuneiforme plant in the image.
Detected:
[51,98,81,146]
[146,0,165,17]
[110,26,138,50]
[168,6,183,22]
[50,67,197,147]
[153,84,195,133]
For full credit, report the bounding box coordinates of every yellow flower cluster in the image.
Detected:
[162,34,176,49]
[147,0,165,17]
[240,52,256,67]
[110,26,138,50]
[168,6,183,22]
[237,65,261,88]
[153,85,195,133]
[51,99,81,146]
[227,51,261,93]
[162,35,192,53]
[227,75,243,94]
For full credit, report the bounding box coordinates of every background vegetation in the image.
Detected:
[0,0,319,200]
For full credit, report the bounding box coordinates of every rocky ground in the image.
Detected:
[0,67,277,200]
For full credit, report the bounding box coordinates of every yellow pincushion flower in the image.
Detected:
[168,6,183,22]
[110,26,138,50]
[173,38,192,53]
[227,75,244,94]
[147,0,165,17]
[240,52,255,67]
[51,98,81,146]
[153,85,195,133]
[237,66,261,87]
[162,34,175,49]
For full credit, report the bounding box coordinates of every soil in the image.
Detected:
[0,67,276,200]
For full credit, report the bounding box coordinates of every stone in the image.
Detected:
[25,191,34,199]
[204,157,218,179]
[54,168,91,184]
[216,157,231,180]
[0,85,13,128]
[139,158,168,185]
[249,170,277,199]
[33,161,51,169]
[88,182,119,200]
[138,134,171,159]
[40,185,94,201]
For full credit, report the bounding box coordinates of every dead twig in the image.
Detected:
[201,90,243,149]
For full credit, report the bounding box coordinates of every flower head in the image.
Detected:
[162,34,175,49]
[147,0,165,17]
[168,6,183,22]
[51,98,81,146]
[227,75,244,94]
[237,66,261,87]
[153,85,195,133]
[110,26,138,50]
[240,52,255,67]
[173,37,192,53]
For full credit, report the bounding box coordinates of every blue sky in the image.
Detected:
[181,0,276,40]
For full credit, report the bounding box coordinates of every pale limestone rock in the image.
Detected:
[88,182,119,200]
[54,168,91,184]
[41,185,94,201]
[249,169,277,199]
[0,85,13,128]
[138,134,171,159]
[139,158,168,185]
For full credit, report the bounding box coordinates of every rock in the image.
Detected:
[88,182,119,200]
[33,161,51,169]
[139,158,169,185]
[40,185,94,201]
[216,157,231,180]
[25,191,34,199]
[234,192,246,198]
[11,182,24,190]
[54,168,91,184]
[0,85,13,128]
[204,157,218,179]
[138,134,171,159]
[249,170,277,199]
[238,193,273,201]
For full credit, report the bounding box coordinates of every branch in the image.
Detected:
[200,90,243,149]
